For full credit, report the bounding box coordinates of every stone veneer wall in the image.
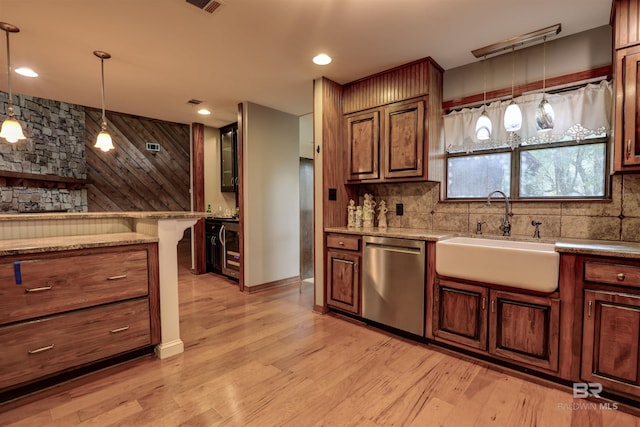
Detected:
[0,92,87,212]
[360,174,640,243]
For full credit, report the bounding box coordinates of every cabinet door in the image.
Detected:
[383,99,425,179]
[327,250,360,314]
[582,290,640,398]
[489,290,560,372]
[433,278,488,351]
[346,111,379,181]
[613,0,640,49]
[615,47,640,169]
[220,123,238,192]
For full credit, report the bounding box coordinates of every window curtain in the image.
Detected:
[444,80,612,153]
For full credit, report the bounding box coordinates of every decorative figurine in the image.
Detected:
[347,199,356,228]
[377,200,388,228]
[362,193,376,227]
[355,206,363,228]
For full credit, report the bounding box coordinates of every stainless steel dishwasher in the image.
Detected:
[362,236,426,335]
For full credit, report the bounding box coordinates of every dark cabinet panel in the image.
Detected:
[220,123,238,192]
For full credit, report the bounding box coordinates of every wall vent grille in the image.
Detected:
[185,0,222,14]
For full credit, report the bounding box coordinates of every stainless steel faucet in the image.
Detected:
[486,190,511,236]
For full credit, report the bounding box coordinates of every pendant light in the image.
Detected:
[536,36,554,131]
[94,50,114,152]
[475,55,492,141]
[503,47,522,132]
[0,22,26,143]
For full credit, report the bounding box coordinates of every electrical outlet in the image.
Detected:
[328,188,337,201]
[396,203,403,216]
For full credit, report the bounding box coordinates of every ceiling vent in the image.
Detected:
[187,99,203,105]
[185,0,222,14]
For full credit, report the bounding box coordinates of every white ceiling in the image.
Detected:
[0,0,612,128]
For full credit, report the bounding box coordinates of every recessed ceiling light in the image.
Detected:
[313,53,332,65]
[197,108,211,115]
[15,67,38,78]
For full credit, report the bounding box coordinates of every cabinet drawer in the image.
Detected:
[0,298,151,390]
[0,249,149,325]
[584,261,640,289]
[327,234,360,251]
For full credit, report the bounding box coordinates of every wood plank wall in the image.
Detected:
[321,78,357,229]
[85,108,190,212]
[343,58,437,114]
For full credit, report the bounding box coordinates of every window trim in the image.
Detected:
[445,136,611,201]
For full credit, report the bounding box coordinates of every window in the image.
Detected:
[444,81,612,200]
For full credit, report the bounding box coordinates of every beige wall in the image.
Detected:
[243,102,300,287]
[204,126,236,213]
[444,25,612,102]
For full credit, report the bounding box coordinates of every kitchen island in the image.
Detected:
[0,211,205,360]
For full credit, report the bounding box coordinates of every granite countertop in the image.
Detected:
[0,232,158,256]
[325,227,640,259]
[0,211,207,221]
[324,226,454,242]
[555,239,640,259]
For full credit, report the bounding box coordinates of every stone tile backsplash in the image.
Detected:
[360,174,640,242]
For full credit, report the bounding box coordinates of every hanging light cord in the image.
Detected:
[100,57,107,130]
[482,55,487,106]
[5,29,13,116]
[510,47,515,99]
[542,36,547,98]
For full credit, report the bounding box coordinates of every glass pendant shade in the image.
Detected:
[0,116,26,143]
[536,96,554,131]
[504,101,522,132]
[95,128,114,152]
[475,109,492,140]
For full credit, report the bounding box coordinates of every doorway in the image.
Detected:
[299,158,314,281]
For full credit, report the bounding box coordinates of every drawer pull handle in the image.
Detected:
[107,274,128,281]
[28,344,54,354]
[617,273,626,281]
[338,241,344,246]
[25,285,53,293]
[110,326,130,334]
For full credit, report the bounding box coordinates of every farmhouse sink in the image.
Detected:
[435,237,559,293]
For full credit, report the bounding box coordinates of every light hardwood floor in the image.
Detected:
[1,244,639,426]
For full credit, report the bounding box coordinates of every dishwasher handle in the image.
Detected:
[364,242,422,255]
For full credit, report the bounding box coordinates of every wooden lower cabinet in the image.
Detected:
[489,290,560,372]
[433,278,488,350]
[582,290,640,398]
[327,250,360,315]
[0,243,159,394]
[433,277,560,372]
[0,299,151,390]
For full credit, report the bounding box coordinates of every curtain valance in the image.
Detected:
[444,80,612,153]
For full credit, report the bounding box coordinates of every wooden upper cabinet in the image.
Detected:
[614,46,640,170]
[347,111,380,181]
[384,100,425,179]
[613,0,640,50]
[341,57,444,184]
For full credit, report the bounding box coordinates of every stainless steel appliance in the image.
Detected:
[362,236,426,335]
[219,220,240,279]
